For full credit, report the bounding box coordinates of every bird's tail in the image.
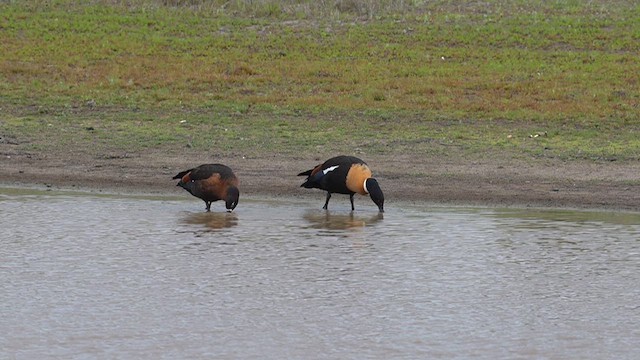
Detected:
[172,169,192,180]
[300,180,316,188]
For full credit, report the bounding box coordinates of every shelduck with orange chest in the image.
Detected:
[298,155,384,212]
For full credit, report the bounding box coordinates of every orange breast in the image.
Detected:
[202,173,239,198]
[345,163,372,195]
[200,174,226,198]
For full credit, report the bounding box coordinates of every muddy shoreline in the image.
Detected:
[1,149,639,212]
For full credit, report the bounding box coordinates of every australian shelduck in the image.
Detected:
[298,155,384,212]
[173,164,239,212]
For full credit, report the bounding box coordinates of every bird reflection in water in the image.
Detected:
[182,211,238,230]
[303,210,383,230]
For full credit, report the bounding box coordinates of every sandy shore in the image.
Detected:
[1,146,639,212]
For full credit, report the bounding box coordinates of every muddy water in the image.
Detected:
[1,187,639,359]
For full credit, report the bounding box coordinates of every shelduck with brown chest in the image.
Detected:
[173,164,239,212]
[298,155,384,212]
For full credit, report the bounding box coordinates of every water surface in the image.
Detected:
[1,188,639,359]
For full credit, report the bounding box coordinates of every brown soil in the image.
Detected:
[1,142,639,212]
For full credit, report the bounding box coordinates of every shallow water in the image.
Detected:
[1,187,639,359]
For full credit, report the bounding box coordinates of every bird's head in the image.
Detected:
[365,178,384,212]
[225,186,240,212]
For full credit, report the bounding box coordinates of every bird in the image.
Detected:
[298,155,384,212]
[173,164,239,212]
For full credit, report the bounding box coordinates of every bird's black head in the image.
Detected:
[365,178,384,212]
[225,186,240,212]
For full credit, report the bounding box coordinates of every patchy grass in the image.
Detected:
[0,0,639,161]
[3,105,639,163]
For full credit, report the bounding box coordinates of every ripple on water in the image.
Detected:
[1,189,639,359]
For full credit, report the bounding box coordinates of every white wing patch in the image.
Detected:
[323,165,339,175]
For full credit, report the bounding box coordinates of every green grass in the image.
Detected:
[1,0,639,161]
[3,105,638,162]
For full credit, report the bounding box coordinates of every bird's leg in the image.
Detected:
[350,193,355,211]
[323,192,331,210]
[205,201,211,212]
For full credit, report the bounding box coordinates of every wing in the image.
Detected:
[190,164,236,181]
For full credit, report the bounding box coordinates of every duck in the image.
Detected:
[298,155,384,212]
[173,164,239,212]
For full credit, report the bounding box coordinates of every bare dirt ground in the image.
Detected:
[1,142,639,212]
